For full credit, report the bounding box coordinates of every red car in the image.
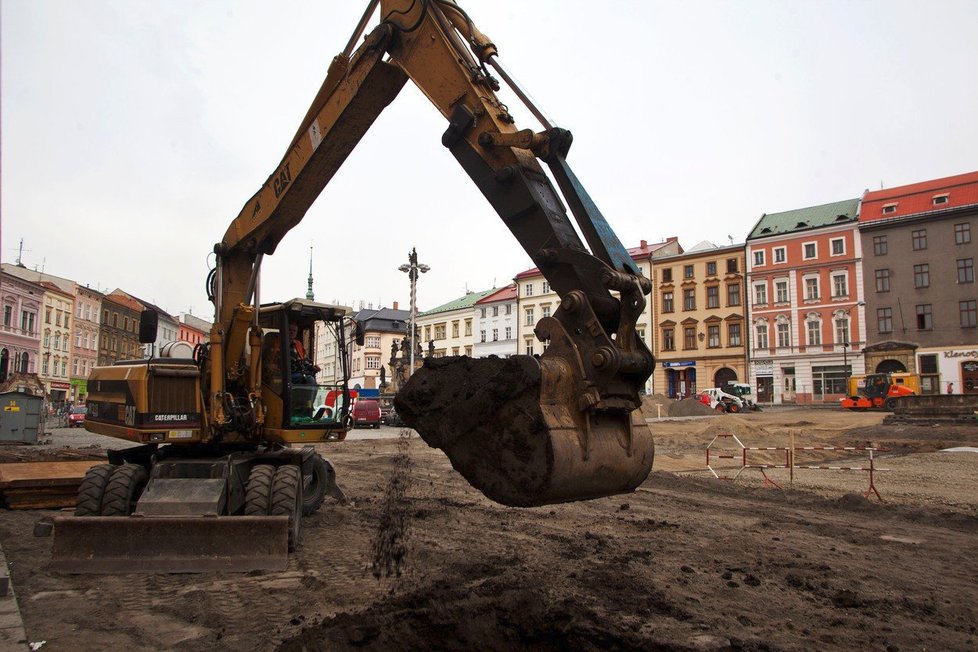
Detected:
[351,400,381,429]
[67,406,87,427]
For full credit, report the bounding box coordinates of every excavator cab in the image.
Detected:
[256,299,354,441]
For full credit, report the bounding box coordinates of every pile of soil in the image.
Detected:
[668,398,717,417]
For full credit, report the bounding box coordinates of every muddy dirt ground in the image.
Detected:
[1,407,976,651]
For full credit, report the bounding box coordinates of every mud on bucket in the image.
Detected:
[394,356,655,507]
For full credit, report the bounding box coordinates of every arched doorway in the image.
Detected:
[713,367,737,389]
[876,359,907,374]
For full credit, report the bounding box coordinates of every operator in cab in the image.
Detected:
[289,323,320,384]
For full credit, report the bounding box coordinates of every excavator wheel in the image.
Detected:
[100,464,149,516]
[301,454,329,516]
[244,464,276,516]
[75,464,114,516]
[270,465,301,552]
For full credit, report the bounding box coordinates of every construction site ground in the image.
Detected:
[0,405,976,651]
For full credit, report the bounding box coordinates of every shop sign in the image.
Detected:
[752,361,774,376]
[50,382,71,390]
[661,361,696,368]
[944,350,978,359]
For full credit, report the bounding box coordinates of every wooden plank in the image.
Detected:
[0,461,99,489]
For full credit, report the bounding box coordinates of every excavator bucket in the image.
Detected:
[46,515,289,573]
[395,355,655,507]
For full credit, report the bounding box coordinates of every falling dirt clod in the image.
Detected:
[369,429,413,579]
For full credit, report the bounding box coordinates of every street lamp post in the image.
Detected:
[398,247,429,379]
[842,301,866,389]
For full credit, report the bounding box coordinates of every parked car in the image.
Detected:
[352,399,381,429]
[67,405,87,428]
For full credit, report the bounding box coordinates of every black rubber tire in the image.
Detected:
[884,397,898,412]
[244,464,276,516]
[75,463,114,516]
[271,465,302,552]
[727,403,741,414]
[100,464,149,516]
[714,404,726,413]
[301,454,329,516]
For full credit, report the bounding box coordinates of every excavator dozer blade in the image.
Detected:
[394,356,655,507]
[47,515,289,574]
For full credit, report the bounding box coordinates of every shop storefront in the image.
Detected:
[662,361,696,398]
[918,347,978,395]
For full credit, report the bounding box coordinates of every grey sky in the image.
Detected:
[3,0,976,319]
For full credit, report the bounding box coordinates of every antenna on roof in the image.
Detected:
[727,235,733,245]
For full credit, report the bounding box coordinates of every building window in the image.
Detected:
[912,229,927,251]
[727,283,741,306]
[913,264,930,288]
[661,268,673,283]
[753,251,765,267]
[505,327,511,339]
[480,330,486,343]
[683,327,697,350]
[831,238,845,256]
[875,269,890,292]
[773,247,786,263]
[803,243,817,259]
[835,316,850,345]
[882,203,898,214]
[961,300,978,328]
[873,235,887,256]
[775,280,788,304]
[706,261,717,276]
[684,264,694,279]
[955,222,972,244]
[932,194,949,206]
[755,323,768,349]
[807,319,821,346]
[480,308,486,318]
[728,323,742,346]
[451,322,459,339]
[434,324,446,340]
[683,288,696,311]
[915,304,932,330]
[525,308,534,326]
[707,325,720,348]
[753,283,767,306]
[366,356,381,370]
[805,277,819,300]
[524,283,533,297]
[45,308,52,324]
[957,258,974,284]
[777,322,791,348]
[727,258,739,273]
[662,328,675,351]
[524,339,534,355]
[366,336,381,348]
[706,286,720,309]
[542,281,550,294]
[662,292,674,313]
[833,273,848,297]
[465,319,472,336]
[3,306,11,326]
[492,329,498,341]
[542,306,551,319]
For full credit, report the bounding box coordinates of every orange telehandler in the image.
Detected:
[45,0,656,572]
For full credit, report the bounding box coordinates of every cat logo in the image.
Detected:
[272,162,292,198]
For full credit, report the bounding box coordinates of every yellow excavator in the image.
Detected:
[45,0,656,572]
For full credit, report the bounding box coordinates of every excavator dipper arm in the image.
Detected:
[213,0,655,506]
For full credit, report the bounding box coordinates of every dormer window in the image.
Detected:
[882,203,898,215]
[932,194,949,206]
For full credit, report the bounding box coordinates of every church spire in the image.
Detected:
[305,245,315,301]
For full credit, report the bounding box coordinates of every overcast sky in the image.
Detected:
[3,0,976,319]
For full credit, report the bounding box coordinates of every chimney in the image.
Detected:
[666,236,678,242]
[640,239,648,249]
[393,301,399,310]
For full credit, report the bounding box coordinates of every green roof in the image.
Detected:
[419,288,498,317]
[747,198,860,240]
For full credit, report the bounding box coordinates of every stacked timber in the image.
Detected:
[0,461,98,509]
